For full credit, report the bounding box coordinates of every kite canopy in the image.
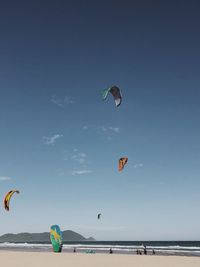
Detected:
[4,190,20,211]
[98,213,101,219]
[102,86,122,107]
[50,225,63,253]
[118,157,128,171]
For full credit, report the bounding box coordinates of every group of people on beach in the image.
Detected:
[136,248,155,255]
[73,246,155,255]
[136,245,155,255]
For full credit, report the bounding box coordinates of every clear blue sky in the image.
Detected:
[0,1,200,240]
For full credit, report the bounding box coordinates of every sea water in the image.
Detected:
[0,241,200,256]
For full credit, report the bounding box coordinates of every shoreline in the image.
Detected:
[1,240,200,257]
[0,246,200,257]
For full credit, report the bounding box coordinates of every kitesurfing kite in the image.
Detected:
[50,225,63,253]
[102,86,122,107]
[4,190,20,211]
[118,157,128,171]
[98,213,101,220]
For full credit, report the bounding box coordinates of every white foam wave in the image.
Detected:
[0,242,200,254]
[146,245,200,250]
[0,242,51,248]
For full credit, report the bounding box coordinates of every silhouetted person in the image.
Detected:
[152,249,155,255]
[109,248,113,254]
[73,247,76,253]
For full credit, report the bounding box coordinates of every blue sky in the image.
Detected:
[0,1,200,240]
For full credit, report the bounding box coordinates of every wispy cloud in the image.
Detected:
[107,126,120,133]
[71,152,86,164]
[64,149,92,176]
[51,95,74,107]
[65,149,87,165]
[71,170,92,176]
[0,176,11,181]
[43,134,63,145]
[133,163,143,168]
[83,125,120,134]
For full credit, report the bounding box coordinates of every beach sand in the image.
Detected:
[1,251,200,267]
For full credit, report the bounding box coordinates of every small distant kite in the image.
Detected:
[4,190,20,211]
[102,86,122,107]
[98,213,101,220]
[118,157,128,171]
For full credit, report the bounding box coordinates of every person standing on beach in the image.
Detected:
[143,244,147,255]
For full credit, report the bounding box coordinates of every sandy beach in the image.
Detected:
[1,251,200,267]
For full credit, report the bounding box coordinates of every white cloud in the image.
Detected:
[51,95,74,107]
[98,126,120,134]
[71,170,92,176]
[83,125,120,134]
[98,126,120,140]
[0,176,11,181]
[43,134,63,145]
[65,149,87,164]
[71,152,86,164]
[133,163,143,168]
[64,149,92,175]
[108,126,120,133]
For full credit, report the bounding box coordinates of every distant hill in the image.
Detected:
[0,230,95,243]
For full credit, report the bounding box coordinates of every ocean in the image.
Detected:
[0,241,200,256]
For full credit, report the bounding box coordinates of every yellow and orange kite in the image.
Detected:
[4,190,20,211]
[118,157,128,171]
